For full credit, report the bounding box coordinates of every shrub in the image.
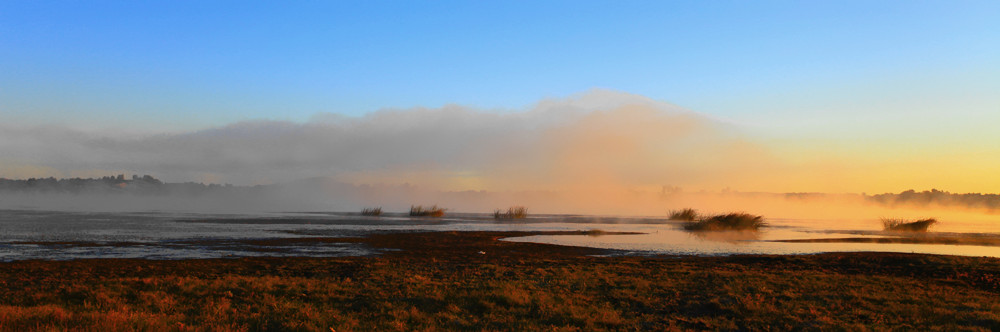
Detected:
[409,205,446,217]
[669,208,698,221]
[360,207,382,216]
[882,218,937,232]
[494,206,528,220]
[683,212,766,231]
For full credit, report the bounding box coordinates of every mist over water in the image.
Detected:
[3,90,1000,260]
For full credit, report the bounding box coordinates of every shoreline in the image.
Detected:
[772,234,1000,247]
[2,231,999,330]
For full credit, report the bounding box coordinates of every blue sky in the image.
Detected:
[1,1,998,131]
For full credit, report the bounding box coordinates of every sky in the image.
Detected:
[2,1,1000,194]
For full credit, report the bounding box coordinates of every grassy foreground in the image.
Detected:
[2,231,1000,331]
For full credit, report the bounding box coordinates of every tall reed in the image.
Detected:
[410,205,446,217]
[683,212,766,231]
[361,207,382,216]
[669,208,698,221]
[494,206,528,220]
[882,218,937,232]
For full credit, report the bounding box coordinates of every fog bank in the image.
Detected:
[4,90,999,223]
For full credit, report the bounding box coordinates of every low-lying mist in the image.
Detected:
[2,90,1000,231]
[4,178,999,235]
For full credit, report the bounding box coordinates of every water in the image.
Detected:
[2,209,1000,261]
[505,225,1000,257]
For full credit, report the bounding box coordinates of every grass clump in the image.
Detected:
[683,212,766,231]
[668,208,699,221]
[494,206,528,220]
[360,207,382,216]
[409,205,446,217]
[882,218,937,232]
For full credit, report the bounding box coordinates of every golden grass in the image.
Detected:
[493,206,528,220]
[409,205,446,217]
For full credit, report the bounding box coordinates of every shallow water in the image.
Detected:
[2,209,1000,261]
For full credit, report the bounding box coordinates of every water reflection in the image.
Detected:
[687,230,761,243]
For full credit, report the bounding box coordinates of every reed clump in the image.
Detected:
[683,212,766,231]
[360,207,382,216]
[882,218,937,232]
[494,206,528,220]
[668,208,699,221]
[409,205,446,217]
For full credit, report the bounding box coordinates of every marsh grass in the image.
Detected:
[1,232,999,331]
[684,212,766,231]
[582,229,607,237]
[360,207,382,216]
[409,205,446,217]
[882,218,937,232]
[493,206,528,220]
[669,208,699,221]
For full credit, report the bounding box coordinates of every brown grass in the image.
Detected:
[0,232,998,330]
[409,205,445,217]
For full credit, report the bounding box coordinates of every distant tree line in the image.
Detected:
[865,189,1000,211]
[0,174,239,195]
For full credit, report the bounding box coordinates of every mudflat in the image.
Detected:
[2,231,999,330]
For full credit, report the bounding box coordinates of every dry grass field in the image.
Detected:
[1,231,998,331]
